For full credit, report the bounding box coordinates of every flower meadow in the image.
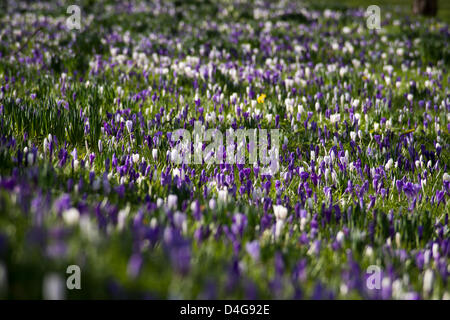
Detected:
[0,0,449,300]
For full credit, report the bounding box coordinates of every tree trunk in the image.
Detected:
[413,0,438,16]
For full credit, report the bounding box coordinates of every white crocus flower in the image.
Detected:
[385,158,394,171]
[273,205,288,240]
[423,269,434,296]
[152,148,158,161]
[43,274,65,300]
[167,194,178,210]
[63,208,80,225]
[218,188,228,202]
